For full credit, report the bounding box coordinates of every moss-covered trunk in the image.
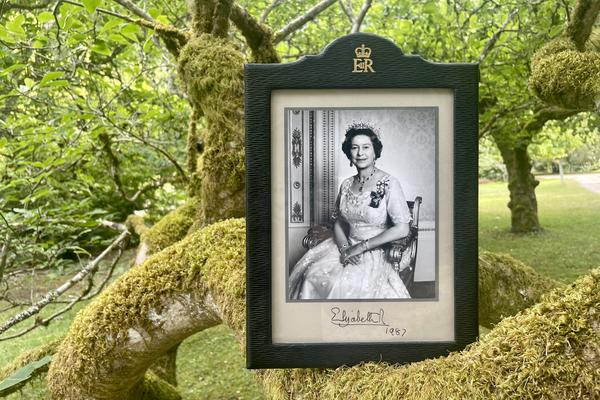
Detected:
[497,141,541,233]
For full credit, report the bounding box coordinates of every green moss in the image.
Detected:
[178,34,246,224]
[131,370,182,400]
[259,269,600,399]
[189,219,246,336]
[141,198,200,253]
[479,252,561,328]
[530,37,600,110]
[126,214,149,237]
[47,219,246,399]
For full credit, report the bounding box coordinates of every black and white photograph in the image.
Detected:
[285,108,437,302]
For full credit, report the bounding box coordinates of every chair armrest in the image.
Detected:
[384,226,417,269]
[302,225,333,249]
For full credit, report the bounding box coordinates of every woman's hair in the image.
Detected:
[341,127,383,160]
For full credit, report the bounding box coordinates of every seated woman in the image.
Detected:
[289,123,412,300]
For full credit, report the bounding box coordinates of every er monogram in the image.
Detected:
[352,44,375,73]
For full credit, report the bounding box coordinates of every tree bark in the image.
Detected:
[496,141,541,233]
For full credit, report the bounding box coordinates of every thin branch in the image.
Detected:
[61,0,139,22]
[0,232,10,285]
[0,229,129,336]
[260,0,285,22]
[460,0,494,31]
[351,0,372,33]
[102,114,189,184]
[479,103,533,139]
[111,0,155,22]
[1,0,52,13]
[82,243,122,300]
[565,0,600,50]
[0,269,96,341]
[479,8,518,63]
[273,0,338,44]
[99,132,127,201]
[99,219,127,232]
[562,0,571,21]
[338,0,353,23]
[129,178,166,202]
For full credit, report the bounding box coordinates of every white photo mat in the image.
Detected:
[271,89,455,343]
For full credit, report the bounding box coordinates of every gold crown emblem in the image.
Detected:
[354,44,371,58]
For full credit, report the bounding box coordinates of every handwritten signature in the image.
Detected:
[330,307,388,327]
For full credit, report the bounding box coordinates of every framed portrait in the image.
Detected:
[245,33,479,368]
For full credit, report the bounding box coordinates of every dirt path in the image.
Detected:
[568,173,600,194]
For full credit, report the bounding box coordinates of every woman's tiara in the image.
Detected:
[346,121,382,138]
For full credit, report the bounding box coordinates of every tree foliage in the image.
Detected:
[0,1,189,276]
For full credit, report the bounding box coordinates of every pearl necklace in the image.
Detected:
[356,167,376,193]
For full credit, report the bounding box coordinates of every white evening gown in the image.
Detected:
[289,175,412,300]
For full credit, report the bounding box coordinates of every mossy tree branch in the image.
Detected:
[565,0,600,50]
[529,0,600,111]
[188,0,216,35]
[212,0,233,38]
[45,220,600,399]
[230,4,280,63]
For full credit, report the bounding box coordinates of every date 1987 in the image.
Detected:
[384,327,407,336]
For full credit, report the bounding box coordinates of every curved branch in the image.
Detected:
[230,4,280,63]
[273,0,338,44]
[351,0,372,33]
[260,0,285,22]
[565,0,600,50]
[111,0,155,22]
[107,0,189,56]
[479,8,519,63]
[523,106,580,132]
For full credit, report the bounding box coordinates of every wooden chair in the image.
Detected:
[302,196,422,292]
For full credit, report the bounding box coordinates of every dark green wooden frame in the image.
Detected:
[245,33,479,369]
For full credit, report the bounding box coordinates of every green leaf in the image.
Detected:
[108,33,129,45]
[0,25,16,43]
[37,11,55,23]
[148,8,161,18]
[82,0,101,14]
[143,37,154,53]
[0,63,25,78]
[91,41,111,56]
[0,356,52,395]
[549,25,563,37]
[6,14,25,36]
[156,15,170,25]
[121,24,140,42]
[100,18,122,33]
[40,71,65,86]
[42,80,69,88]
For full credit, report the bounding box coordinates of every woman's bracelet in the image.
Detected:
[362,239,369,251]
[339,243,350,253]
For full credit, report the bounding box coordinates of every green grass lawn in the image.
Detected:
[2,176,599,399]
[479,177,600,282]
